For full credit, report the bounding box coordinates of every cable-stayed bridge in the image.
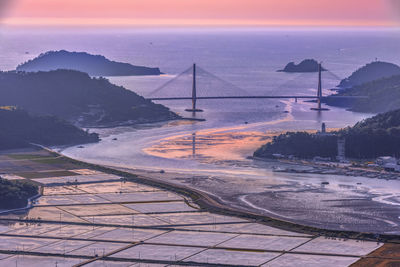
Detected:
[146,63,362,112]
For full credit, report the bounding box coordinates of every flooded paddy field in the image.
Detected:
[0,149,395,266]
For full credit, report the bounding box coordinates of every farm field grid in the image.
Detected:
[0,150,394,266]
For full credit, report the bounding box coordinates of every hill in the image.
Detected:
[254,109,400,159]
[0,178,38,209]
[0,108,99,150]
[0,70,179,127]
[16,50,163,76]
[278,59,326,73]
[325,74,400,113]
[337,61,400,89]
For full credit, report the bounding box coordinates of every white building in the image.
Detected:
[376,156,397,166]
[337,138,346,162]
[376,156,400,172]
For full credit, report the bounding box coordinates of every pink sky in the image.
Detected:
[1,0,399,27]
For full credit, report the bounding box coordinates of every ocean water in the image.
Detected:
[2,27,400,233]
[1,28,397,127]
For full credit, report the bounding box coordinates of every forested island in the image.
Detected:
[0,178,38,209]
[278,59,326,73]
[0,108,99,150]
[0,70,179,127]
[337,61,400,89]
[16,50,163,76]
[254,108,400,159]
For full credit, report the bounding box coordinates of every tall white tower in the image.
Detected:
[337,138,346,161]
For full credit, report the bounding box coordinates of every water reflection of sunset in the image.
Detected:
[144,131,272,163]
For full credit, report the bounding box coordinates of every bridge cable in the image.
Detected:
[146,65,193,97]
[196,66,250,95]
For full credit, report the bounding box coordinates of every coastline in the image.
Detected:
[252,156,400,181]
[48,147,400,243]
[60,116,400,235]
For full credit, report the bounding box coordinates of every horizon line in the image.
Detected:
[2,17,398,28]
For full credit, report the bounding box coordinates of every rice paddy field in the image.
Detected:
[0,149,397,266]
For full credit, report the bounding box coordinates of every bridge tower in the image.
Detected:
[311,63,329,111]
[185,63,203,112]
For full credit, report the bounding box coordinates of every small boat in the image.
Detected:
[321,181,329,185]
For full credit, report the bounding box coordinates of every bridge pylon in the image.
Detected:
[185,63,203,113]
[311,63,329,111]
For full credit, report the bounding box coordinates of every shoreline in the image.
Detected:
[252,156,400,181]
[59,107,400,233]
[45,147,400,243]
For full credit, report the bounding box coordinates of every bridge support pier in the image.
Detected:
[311,63,329,111]
[185,63,203,112]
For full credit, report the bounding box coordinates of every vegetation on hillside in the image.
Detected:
[17,50,163,76]
[0,178,38,209]
[337,61,400,89]
[325,74,400,113]
[0,108,99,150]
[254,132,337,159]
[0,70,179,127]
[254,109,400,159]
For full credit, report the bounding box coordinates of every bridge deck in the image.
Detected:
[147,96,365,101]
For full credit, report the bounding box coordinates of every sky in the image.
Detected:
[1,0,399,27]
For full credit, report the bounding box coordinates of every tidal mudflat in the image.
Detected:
[119,125,400,235]
[0,149,393,266]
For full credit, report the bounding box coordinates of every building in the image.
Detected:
[316,122,334,136]
[376,156,397,166]
[376,156,400,172]
[337,138,346,162]
[321,122,326,134]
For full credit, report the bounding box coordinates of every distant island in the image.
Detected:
[0,70,179,127]
[16,50,163,76]
[0,107,99,150]
[278,59,326,73]
[0,178,38,209]
[254,108,400,159]
[337,61,400,89]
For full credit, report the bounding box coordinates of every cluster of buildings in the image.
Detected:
[274,123,400,172]
[374,156,400,172]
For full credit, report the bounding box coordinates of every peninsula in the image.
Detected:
[0,107,99,150]
[0,70,179,127]
[254,108,400,159]
[337,61,400,89]
[16,50,163,76]
[325,73,400,113]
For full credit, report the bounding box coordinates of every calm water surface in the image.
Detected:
[2,28,400,233]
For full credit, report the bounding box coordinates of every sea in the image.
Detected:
[2,27,400,233]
